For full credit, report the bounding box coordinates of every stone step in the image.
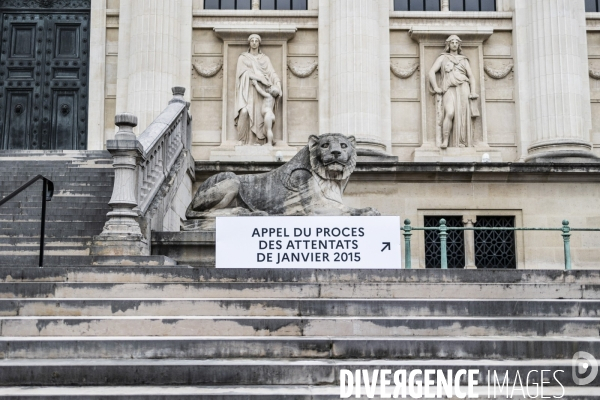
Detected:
[1,316,598,337]
[0,298,597,317]
[0,336,598,360]
[0,359,595,387]
[0,385,593,399]
[0,256,176,268]
[0,282,593,299]
[0,268,596,284]
[0,237,90,246]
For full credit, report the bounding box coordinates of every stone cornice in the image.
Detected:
[194,161,600,183]
[213,25,297,41]
[409,26,494,43]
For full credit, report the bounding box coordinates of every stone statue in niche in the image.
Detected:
[428,35,479,149]
[184,133,380,230]
[234,34,282,146]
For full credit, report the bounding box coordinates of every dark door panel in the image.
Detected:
[3,90,32,149]
[51,90,77,150]
[0,6,90,150]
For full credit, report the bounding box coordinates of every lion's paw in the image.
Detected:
[350,207,381,216]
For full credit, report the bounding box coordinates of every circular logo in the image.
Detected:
[572,351,598,386]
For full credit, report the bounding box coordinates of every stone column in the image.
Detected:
[514,0,597,162]
[116,0,192,133]
[319,0,392,154]
[463,216,477,269]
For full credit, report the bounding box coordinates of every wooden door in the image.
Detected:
[0,1,90,150]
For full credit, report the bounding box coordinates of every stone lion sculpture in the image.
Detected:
[183,133,379,230]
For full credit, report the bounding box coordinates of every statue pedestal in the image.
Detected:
[412,145,503,163]
[209,144,298,162]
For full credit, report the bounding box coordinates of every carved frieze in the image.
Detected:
[589,68,600,80]
[287,60,318,78]
[484,63,514,80]
[390,62,419,79]
[192,59,223,78]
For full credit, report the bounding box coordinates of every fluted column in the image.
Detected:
[116,0,192,133]
[319,0,392,154]
[514,0,596,161]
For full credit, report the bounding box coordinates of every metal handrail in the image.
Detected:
[0,175,54,267]
[402,218,599,271]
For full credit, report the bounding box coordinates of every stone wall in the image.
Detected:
[86,1,600,163]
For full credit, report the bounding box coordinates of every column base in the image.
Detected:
[526,139,600,163]
[91,235,149,257]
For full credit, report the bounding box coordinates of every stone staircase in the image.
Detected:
[0,152,113,259]
[0,267,598,398]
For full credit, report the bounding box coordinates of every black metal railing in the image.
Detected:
[0,175,54,267]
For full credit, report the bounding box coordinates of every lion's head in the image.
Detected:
[308,133,357,182]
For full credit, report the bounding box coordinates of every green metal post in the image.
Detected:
[403,219,412,269]
[439,218,448,270]
[562,220,572,271]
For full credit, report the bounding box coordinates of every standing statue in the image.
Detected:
[234,34,282,146]
[428,35,479,149]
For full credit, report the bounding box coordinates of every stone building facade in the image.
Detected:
[2,0,600,269]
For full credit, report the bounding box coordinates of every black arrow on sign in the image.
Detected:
[381,242,391,252]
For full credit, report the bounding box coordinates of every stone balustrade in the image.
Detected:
[92,87,192,256]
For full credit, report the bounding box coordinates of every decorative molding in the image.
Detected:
[590,68,600,80]
[287,60,318,78]
[192,59,223,78]
[484,63,514,79]
[409,26,493,43]
[390,62,419,79]
[213,25,297,41]
[0,0,91,8]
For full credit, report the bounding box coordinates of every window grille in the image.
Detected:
[204,0,251,9]
[205,0,307,9]
[394,0,440,11]
[424,216,465,269]
[586,0,600,12]
[261,0,307,10]
[474,216,516,269]
[449,0,495,11]
[394,0,495,11]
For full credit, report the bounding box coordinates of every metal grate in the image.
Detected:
[424,216,465,269]
[474,216,516,269]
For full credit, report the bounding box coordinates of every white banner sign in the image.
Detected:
[216,216,401,269]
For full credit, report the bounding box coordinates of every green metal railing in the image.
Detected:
[402,218,600,270]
